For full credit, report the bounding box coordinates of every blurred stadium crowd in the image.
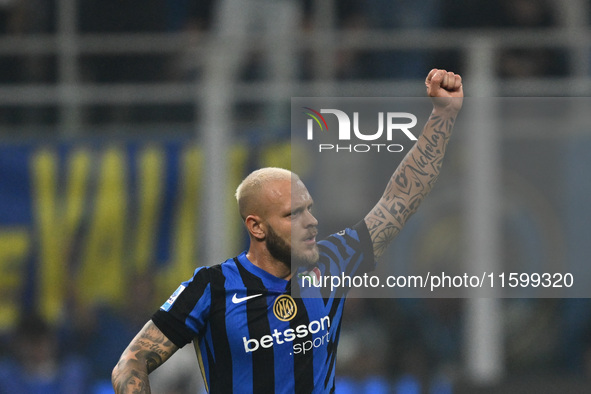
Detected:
[0,0,572,131]
[1,0,591,393]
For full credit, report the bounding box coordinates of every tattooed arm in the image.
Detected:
[112,320,179,394]
[365,69,463,259]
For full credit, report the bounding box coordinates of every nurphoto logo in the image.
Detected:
[303,107,418,153]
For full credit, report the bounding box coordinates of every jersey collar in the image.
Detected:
[235,251,290,291]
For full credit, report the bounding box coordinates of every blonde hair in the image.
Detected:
[235,167,297,220]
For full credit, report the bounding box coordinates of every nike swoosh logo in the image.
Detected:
[232,293,263,304]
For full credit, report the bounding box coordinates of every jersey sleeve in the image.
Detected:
[318,220,376,277]
[152,266,212,348]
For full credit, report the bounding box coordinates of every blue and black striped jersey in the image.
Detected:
[152,220,375,394]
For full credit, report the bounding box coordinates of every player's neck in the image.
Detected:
[246,247,292,280]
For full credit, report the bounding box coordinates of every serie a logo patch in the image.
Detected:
[273,294,297,321]
[161,284,186,312]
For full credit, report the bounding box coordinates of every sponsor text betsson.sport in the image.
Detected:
[243,316,330,356]
[300,271,574,293]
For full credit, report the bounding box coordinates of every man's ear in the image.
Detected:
[245,215,266,241]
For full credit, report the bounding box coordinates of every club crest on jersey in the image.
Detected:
[298,266,322,287]
[273,294,297,321]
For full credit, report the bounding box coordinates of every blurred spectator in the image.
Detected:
[336,296,390,393]
[302,0,443,80]
[78,0,170,125]
[441,0,567,78]
[69,273,159,384]
[360,0,443,79]
[150,344,205,394]
[583,324,591,379]
[183,0,216,32]
[384,298,461,394]
[441,0,567,77]
[300,0,367,80]
[19,0,57,82]
[498,0,554,27]
[70,272,204,393]
[0,0,26,124]
[443,0,555,28]
[15,0,58,126]
[0,313,91,394]
[78,0,168,83]
[0,0,25,40]
[166,0,215,83]
[562,298,591,374]
[494,0,567,78]
[393,343,452,394]
[441,0,497,28]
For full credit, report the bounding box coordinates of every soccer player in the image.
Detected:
[112,68,463,394]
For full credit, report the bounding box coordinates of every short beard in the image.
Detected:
[266,224,292,270]
[266,224,318,270]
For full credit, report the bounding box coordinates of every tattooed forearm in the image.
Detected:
[112,359,150,394]
[365,111,456,259]
[112,320,179,394]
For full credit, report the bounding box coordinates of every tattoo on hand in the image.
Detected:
[366,113,455,258]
